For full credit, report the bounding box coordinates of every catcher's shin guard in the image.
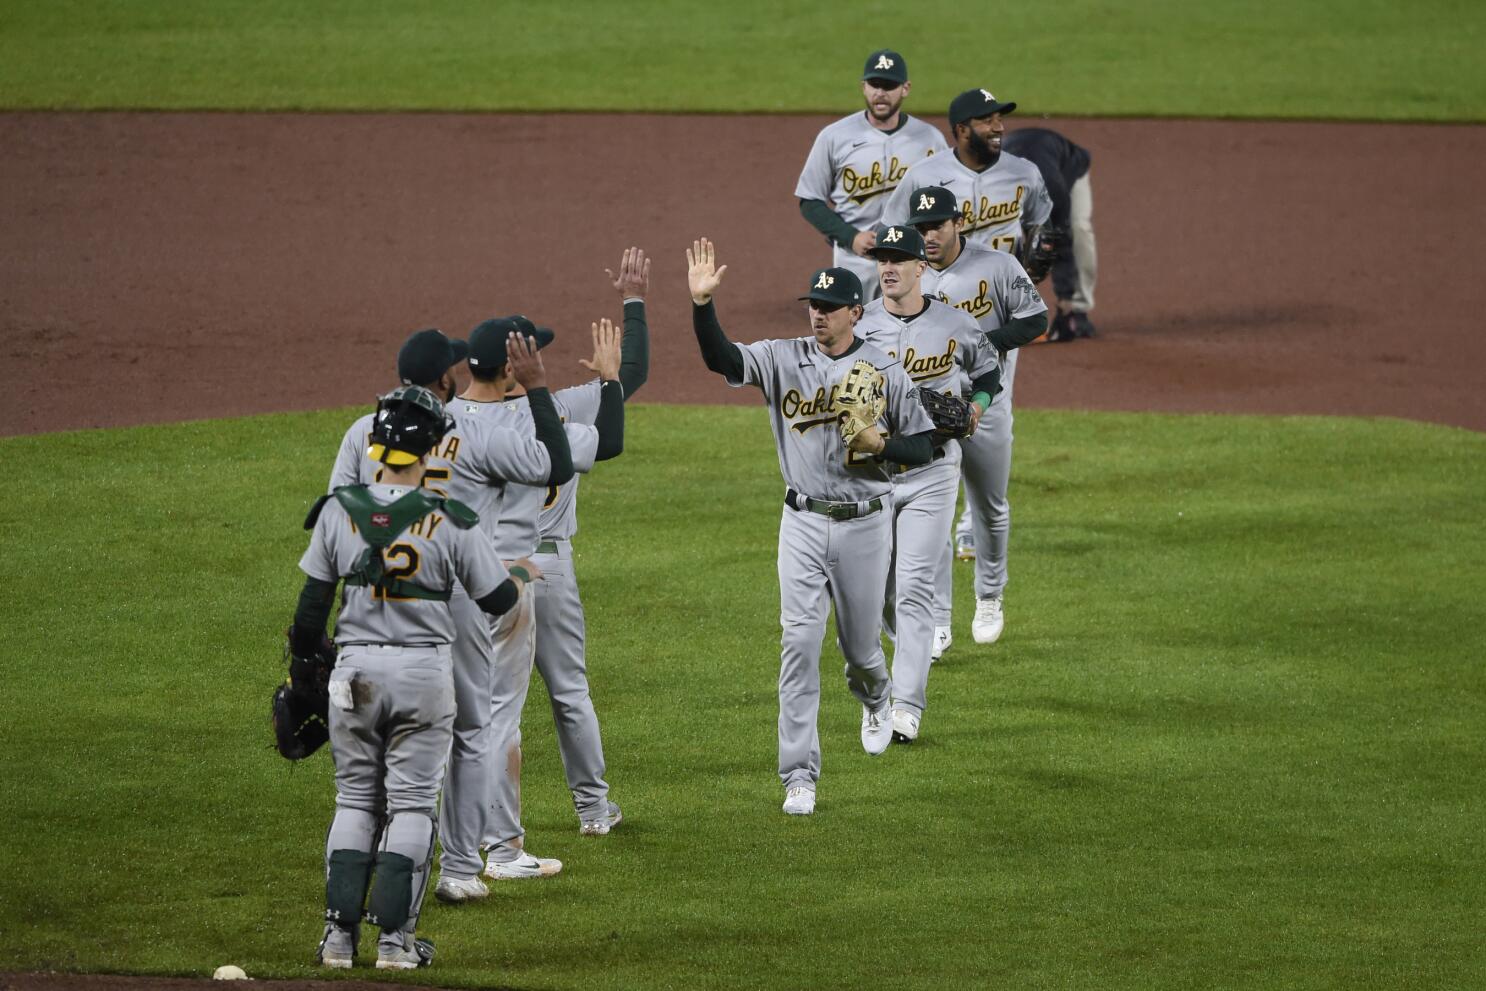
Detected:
[365,811,437,935]
[324,807,379,927]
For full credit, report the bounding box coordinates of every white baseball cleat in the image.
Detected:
[890,708,920,743]
[955,533,975,561]
[482,851,563,880]
[931,625,952,662]
[580,801,624,836]
[861,702,893,755]
[317,924,356,968]
[782,786,816,815]
[433,874,489,903]
[972,595,1005,644]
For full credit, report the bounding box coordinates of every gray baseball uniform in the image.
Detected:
[881,150,1052,255]
[727,333,933,790]
[328,408,596,882]
[921,240,1048,616]
[302,485,507,954]
[796,113,947,299]
[467,392,605,858]
[855,295,999,719]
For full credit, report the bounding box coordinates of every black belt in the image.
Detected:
[535,540,560,554]
[785,488,885,520]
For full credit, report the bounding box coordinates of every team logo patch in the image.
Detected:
[882,227,904,243]
[917,192,936,211]
[980,88,996,103]
[815,272,835,290]
[875,54,895,70]
[371,513,391,528]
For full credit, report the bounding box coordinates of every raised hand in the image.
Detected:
[507,331,547,391]
[606,246,650,300]
[579,317,623,381]
[686,237,728,305]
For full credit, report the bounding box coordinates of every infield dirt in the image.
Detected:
[2,112,1484,437]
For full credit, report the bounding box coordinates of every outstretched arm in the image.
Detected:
[688,237,745,381]
[579,318,626,461]
[606,246,651,397]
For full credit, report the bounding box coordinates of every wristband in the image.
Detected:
[509,566,531,583]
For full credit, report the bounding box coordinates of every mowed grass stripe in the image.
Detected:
[1,1,1484,120]
[2,405,1482,989]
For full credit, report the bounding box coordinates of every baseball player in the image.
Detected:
[327,327,594,904]
[905,186,1048,647]
[528,248,651,837]
[300,385,538,970]
[1002,127,1098,340]
[880,88,1052,257]
[853,224,1000,743]
[469,314,628,872]
[796,49,947,301]
[687,237,935,815]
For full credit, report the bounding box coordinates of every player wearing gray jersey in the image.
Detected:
[881,88,1051,257]
[908,186,1048,647]
[296,386,538,971]
[525,249,650,838]
[457,314,628,877]
[854,224,1001,744]
[325,327,587,905]
[796,49,947,302]
[687,237,935,815]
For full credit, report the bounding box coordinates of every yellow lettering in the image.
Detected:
[842,157,911,205]
[960,185,1025,233]
[900,339,959,383]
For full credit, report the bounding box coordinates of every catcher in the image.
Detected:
[280,385,539,970]
[853,224,1001,744]
[687,237,935,815]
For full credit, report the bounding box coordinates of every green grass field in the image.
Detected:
[2,0,1484,120]
[3,405,1483,990]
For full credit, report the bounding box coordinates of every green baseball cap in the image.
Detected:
[797,267,864,308]
[467,315,555,371]
[905,185,961,225]
[397,328,469,387]
[948,87,1018,128]
[862,49,908,85]
[867,224,928,261]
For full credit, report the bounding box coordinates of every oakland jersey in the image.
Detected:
[795,112,948,236]
[882,151,1052,254]
[730,336,933,502]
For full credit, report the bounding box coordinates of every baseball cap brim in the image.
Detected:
[367,443,420,467]
[797,291,848,304]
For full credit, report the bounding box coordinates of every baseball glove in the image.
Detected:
[916,387,975,438]
[1020,223,1065,281]
[835,359,887,444]
[270,628,336,760]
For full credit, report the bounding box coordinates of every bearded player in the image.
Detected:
[795,48,947,302]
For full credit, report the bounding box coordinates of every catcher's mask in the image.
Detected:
[367,385,454,466]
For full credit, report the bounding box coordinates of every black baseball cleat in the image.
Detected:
[1045,311,1076,342]
[1068,312,1098,338]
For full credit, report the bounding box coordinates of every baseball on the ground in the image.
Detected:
[212,965,249,980]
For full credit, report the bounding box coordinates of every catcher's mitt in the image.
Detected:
[835,359,887,444]
[271,628,336,760]
[1020,223,1065,281]
[916,388,975,438]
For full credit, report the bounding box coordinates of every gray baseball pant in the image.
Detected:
[435,591,494,881]
[531,538,612,823]
[483,590,537,860]
[884,452,959,717]
[777,498,894,791]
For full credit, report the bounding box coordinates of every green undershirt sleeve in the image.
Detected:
[986,311,1050,352]
[881,429,935,466]
[799,198,860,249]
[593,380,625,461]
[619,299,649,397]
[290,577,337,654]
[527,387,574,486]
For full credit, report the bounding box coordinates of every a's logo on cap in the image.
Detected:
[875,54,895,70]
[371,513,391,528]
[917,193,935,210]
[815,272,835,290]
[980,88,996,102]
[882,227,904,244]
